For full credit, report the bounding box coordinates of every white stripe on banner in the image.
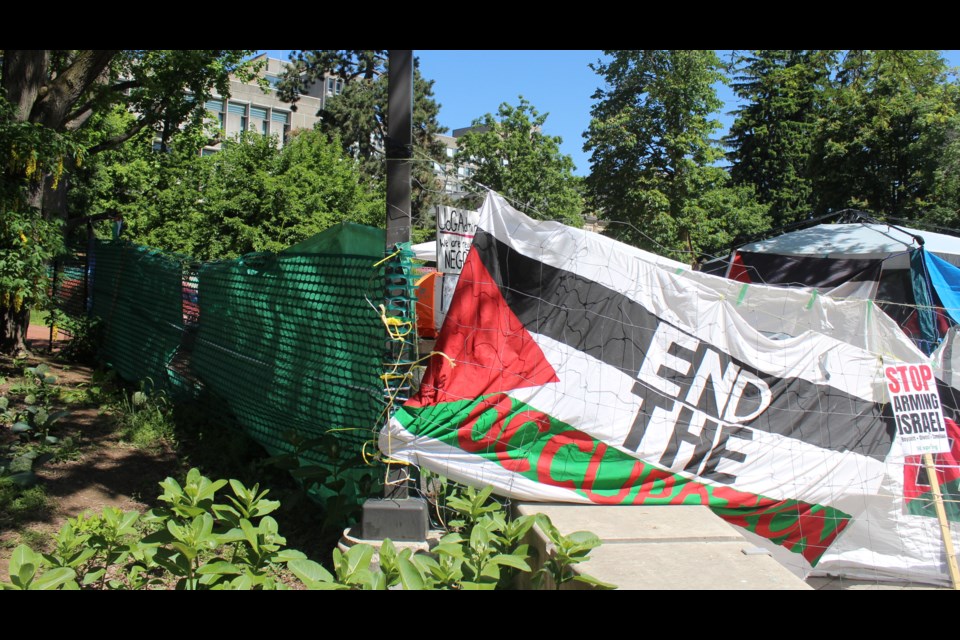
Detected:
[507,333,888,507]
[480,193,924,366]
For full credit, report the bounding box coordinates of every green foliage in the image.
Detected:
[456,98,584,226]
[111,383,175,448]
[0,50,254,352]
[0,199,66,340]
[726,50,832,226]
[2,465,611,590]
[53,315,104,364]
[531,513,615,590]
[266,430,375,536]
[584,50,769,260]
[0,481,49,529]
[1,468,313,590]
[1,544,76,590]
[3,362,70,444]
[810,50,959,218]
[74,128,381,261]
[278,50,447,236]
[926,126,960,227]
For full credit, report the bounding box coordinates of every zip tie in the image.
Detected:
[805,288,819,310]
[373,248,402,268]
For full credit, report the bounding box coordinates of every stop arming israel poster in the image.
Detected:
[886,363,950,455]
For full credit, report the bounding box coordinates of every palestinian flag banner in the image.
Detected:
[382,192,960,585]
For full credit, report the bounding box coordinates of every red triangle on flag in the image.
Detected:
[408,249,559,408]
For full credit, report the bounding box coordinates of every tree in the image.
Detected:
[75,128,381,261]
[277,50,446,236]
[454,98,582,225]
[0,49,255,353]
[726,50,832,227]
[584,50,769,261]
[810,50,958,218]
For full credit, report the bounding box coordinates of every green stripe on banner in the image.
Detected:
[805,289,818,310]
[397,394,851,565]
[736,284,748,306]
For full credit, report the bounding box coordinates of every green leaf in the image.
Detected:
[83,569,106,584]
[288,558,336,585]
[18,562,37,588]
[12,422,32,433]
[572,573,618,590]
[489,554,531,572]
[460,580,497,590]
[341,544,374,581]
[7,471,37,487]
[378,538,398,575]
[273,549,307,563]
[47,410,70,423]
[396,555,425,590]
[8,545,39,579]
[196,561,242,576]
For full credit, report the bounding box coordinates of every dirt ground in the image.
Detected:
[0,334,178,580]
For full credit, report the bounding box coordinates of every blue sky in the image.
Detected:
[263,50,960,177]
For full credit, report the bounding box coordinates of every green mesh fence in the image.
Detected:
[190,251,386,495]
[90,240,186,392]
[86,224,389,505]
[50,251,88,324]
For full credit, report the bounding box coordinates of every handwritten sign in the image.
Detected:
[437,206,479,274]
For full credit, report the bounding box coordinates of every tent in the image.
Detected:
[719,222,960,353]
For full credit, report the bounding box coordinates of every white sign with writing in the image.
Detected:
[437,206,479,274]
[885,363,951,455]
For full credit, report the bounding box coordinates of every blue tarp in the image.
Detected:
[924,249,960,327]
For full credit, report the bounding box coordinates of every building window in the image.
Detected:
[227,102,247,136]
[326,77,343,97]
[445,147,456,159]
[250,106,268,136]
[205,99,225,131]
[271,110,290,145]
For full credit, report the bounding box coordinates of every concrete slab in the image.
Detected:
[581,542,810,590]
[515,502,811,590]
[515,504,743,543]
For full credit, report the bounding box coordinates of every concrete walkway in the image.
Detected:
[516,503,811,590]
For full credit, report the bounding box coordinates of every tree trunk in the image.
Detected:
[0,304,31,356]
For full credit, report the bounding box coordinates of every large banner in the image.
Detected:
[382,192,960,584]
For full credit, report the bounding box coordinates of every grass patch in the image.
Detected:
[29,308,49,327]
[113,389,176,449]
[0,480,50,529]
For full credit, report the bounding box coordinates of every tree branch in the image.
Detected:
[31,50,119,129]
[63,79,141,124]
[86,118,151,154]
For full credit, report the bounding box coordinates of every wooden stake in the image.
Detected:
[923,453,960,589]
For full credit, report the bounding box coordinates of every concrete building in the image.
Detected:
[203,54,342,153]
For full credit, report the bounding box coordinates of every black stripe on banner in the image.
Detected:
[473,229,895,463]
[736,251,884,288]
